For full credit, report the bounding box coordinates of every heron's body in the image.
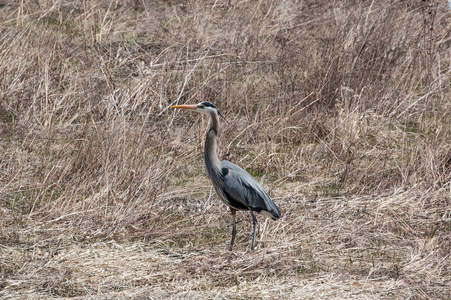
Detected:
[172,102,281,250]
[215,160,280,219]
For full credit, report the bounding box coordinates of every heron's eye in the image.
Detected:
[199,104,205,108]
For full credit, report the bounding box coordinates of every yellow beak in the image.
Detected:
[171,104,197,110]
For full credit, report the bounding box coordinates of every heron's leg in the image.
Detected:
[229,209,237,251]
[250,210,258,251]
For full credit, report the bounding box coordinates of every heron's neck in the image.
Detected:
[204,112,221,174]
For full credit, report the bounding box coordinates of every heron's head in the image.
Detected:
[171,102,218,115]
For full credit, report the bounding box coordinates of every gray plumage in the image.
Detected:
[172,101,281,250]
[221,161,281,220]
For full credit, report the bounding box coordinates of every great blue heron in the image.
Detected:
[171,102,281,250]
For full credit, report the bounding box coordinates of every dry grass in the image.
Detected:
[1,0,451,298]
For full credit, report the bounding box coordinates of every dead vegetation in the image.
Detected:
[1,0,450,298]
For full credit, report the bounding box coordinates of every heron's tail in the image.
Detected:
[260,204,281,220]
[270,206,281,220]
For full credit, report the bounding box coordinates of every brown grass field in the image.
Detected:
[1,0,451,298]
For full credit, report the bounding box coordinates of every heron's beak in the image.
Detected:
[171,104,197,110]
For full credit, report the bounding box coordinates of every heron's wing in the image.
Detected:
[221,160,281,220]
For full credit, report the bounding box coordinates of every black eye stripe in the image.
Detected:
[200,102,216,109]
